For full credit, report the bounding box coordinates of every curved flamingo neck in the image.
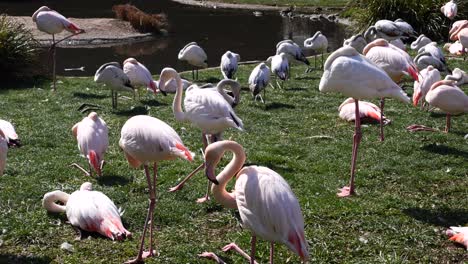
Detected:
[42,190,70,213]
[324,46,359,71]
[430,80,455,91]
[161,68,185,121]
[363,38,388,55]
[211,141,246,209]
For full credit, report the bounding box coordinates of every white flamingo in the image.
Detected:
[42,182,131,241]
[94,62,135,109]
[319,46,409,197]
[32,6,84,91]
[441,0,457,20]
[119,115,199,263]
[449,20,468,55]
[418,42,446,67]
[201,79,242,107]
[0,129,7,176]
[199,140,309,264]
[0,120,20,147]
[444,41,465,56]
[394,18,417,38]
[411,35,432,50]
[364,20,404,42]
[71,112,108,177]
[123,58,159,96]
[338,98,389,124]
[276,39,310,73]
[446,227,468,250]
[178,42,208,80]
[220,51,240,79]
[413,66,441,109]
[343,34,367,53]
[157,68,243,203]
[304,31,328,69]
[154,78,191,94]
[390,38,406,51]
[249,62,271,103]
[445,68,468,86]
[270,53,289,89]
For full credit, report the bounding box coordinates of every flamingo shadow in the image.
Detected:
[285,87,308,91]
[73,92,107,99]
[402,207,468,227]
[114,106,148,116]
[265,102,295,110]
[139,99,168,107]
[294,76,320,81]
[429,112,448,118]
[97,174,130,186]
[202,77,221,83]
[0,254,52,264]
[421,144,468,159]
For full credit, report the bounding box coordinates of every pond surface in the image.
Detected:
[1,0,348,77]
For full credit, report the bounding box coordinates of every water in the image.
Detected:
[1,0,347,76]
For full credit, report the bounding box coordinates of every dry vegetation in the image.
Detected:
[112,4,168,34]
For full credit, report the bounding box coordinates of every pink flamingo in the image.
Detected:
[199,140,308,264]
[0,129,8,176]
[363,38,418,141]
[71,112,108,177]
[446,227,468,250]
[338,98,389,124]
[441,0,457,20]
[119,115,216,263]
[0,120,21,147]
[32,6,84,91]
[413,66,441,109]
[123,58,159,96]
[408,80,468,133]
[449,21,468,55]
[42,182,131,240]
[444,41,465,56]
[319,46,410,197]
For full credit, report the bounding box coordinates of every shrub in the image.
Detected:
[0,14,40,81]
[345,0,468,41]
[112,4,169,34]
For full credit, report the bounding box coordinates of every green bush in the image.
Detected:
[0,14,39,82]
[346,0,468,41]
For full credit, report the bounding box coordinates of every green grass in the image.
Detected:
[207,0,348,8]
[0,54,467,264]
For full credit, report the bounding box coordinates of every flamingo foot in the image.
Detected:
[124,250,157,264]
[196,195,210,204]
[199,252,226,263]
[406,124,437,132]
[337,186,355,197]
[222,243,241,252]
[168,184,184,192]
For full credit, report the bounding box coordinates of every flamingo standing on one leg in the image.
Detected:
[0,120,21,147]
[407,80,468,133]
[248,62,270,103]
[94,62,135,109]
[32,6,84,91]
[338,98,389,124]
[178,42,208,80]
[70,112,108,177]
[363,38,418,141]
[413,66,441,109]
[159,68,243,203]
[119,115,209,263]
[319,46,410,197]
[123,58,160,98]
[220,51,240,79]
[42,182,131,240]
[270,53,289,89]
[199,140,309,264]
[304,31,328,70]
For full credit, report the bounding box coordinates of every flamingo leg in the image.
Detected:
[52,34,56,91]
[338,99,361,197]
[221,242,259,264]
[69,162,91,177]
[148,163,159,255]
[250,235,257,264]
[321,51,324,69]
[380,98,385,141]
[445,113,451,133]
[197,134,218,203]
[270,242,274,264]
[198,252,227,264]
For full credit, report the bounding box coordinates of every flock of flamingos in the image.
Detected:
[1,1,466,263]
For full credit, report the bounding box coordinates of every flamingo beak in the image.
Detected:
[149,81,158,94]
[205,163,219,185]
[413,91,422,107]
[408,66,419,82]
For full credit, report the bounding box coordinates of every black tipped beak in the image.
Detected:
[160,90,167,96]
[205,165,219,185]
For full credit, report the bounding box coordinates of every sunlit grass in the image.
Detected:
[0,53,466,263]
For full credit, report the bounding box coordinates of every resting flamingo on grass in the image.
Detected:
[159,68,243,203]
[413,66,441,109]
[119,114,207,263]
[270,53,289,89]
[71,112,108,177]
[42,182,131,241]
[178,42,208,80]
[249,62,270,103]
[123,58,159,96]
[449,20,468,55]
[446,227,468,250]
[304,31,328,69]
[32,6,84,91]
[199,140,309,264]
[220,51,240,79]
[319,46,410,197]
[0,120,20,147]
[94,62,135,109]
[338,98,389,124]
[445,68,468,86]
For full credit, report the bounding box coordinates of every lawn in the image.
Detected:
[0,54,467,264]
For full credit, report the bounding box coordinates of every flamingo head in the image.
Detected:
[148,80,158,94]
[32,6,51,22]
[407,65,419,82]
[412,90,422,107]
[88,150,102,177]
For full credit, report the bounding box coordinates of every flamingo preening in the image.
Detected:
[199,140,309,264]
[0,120,20,147]
[319,46,410,197]
[155,78,191,94]
[441,0,458,20]
[446,227,468,250]
[248,62,271,103]
[94,62,135,109]
[449,20,468,56]
[32,6,84,91]
[343,34,367,54]
[270,53,289,89]
[200,79,242,107]
[159,68,243,203]
[445,68,468,86]
[178,42,208,80]
[411,35,432,50]
[42,182,131,240]
[123,58,159,97]
[304,31,328,69]
[408,80,468,133]
[276,40,310,73]
[119,115,204,263]
[220,51,240,79]
[71,112,108,177]
[413,66,441,109]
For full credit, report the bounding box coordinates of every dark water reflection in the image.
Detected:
[1,0,347,76]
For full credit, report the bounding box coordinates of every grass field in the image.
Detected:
[0,54,467,264]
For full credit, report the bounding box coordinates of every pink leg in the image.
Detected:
[338,99,361,197]
[270,242,274,264]
[198,252,227,264]
[196,134,220,203]
[148,163,159,255]
[125,165,157,264]
[250,235,256,264]
[222,242,259,264]
[70,163,91,177]
[379,98,385,142]
[52,34,56,91]
[445,113,451,133]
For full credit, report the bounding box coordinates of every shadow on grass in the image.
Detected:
[265,102,295,110]
[429,112,448,118]
[0,254,52,264]
[422,144,468,159]
[1,76,50,91]
[403,208,468,227]
[139,99,168,107]
[295,76,320,81]
[114,106,148,116]
[73,92,107,100]
[286,87,308,91]
[97,174,130,186]
[201,77,221,83]
[205,203,225,213]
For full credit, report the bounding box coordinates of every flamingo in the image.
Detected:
[363,38,418,141]
[94,62,135,109]
[157,68,243,203]
[70,112,108,177]
[0,129,8,176]
[446,227,468,250]
[200,140,309,264]
[343,34,367,53]
[394,18,417,38]
[178,42,208,80]
[390,38,406,51]
[304,31,328,69]
[119,115,203,263]
[445,68,468,86]
[248,62,271,103]
[155,78,191,94]
[270,53,289,89]
[32,6,84,91]
[441,0,457,20]
[123,58,159,97]
[364,20,404,42]
[414,52,449,72]
[449,21,468,56]
[0,120,20,147]
[413,66,441,109]
[444,41,465,56]
[319,46,410,197]
[275,39,310,73]
[408,80,468,133]
[418,42,447,67]
[220,51,240,79]
[200,79,242,107]
[338,98,389,124]
[411,35,432,50]
[449,20,468,36]
[42,182,131,241]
